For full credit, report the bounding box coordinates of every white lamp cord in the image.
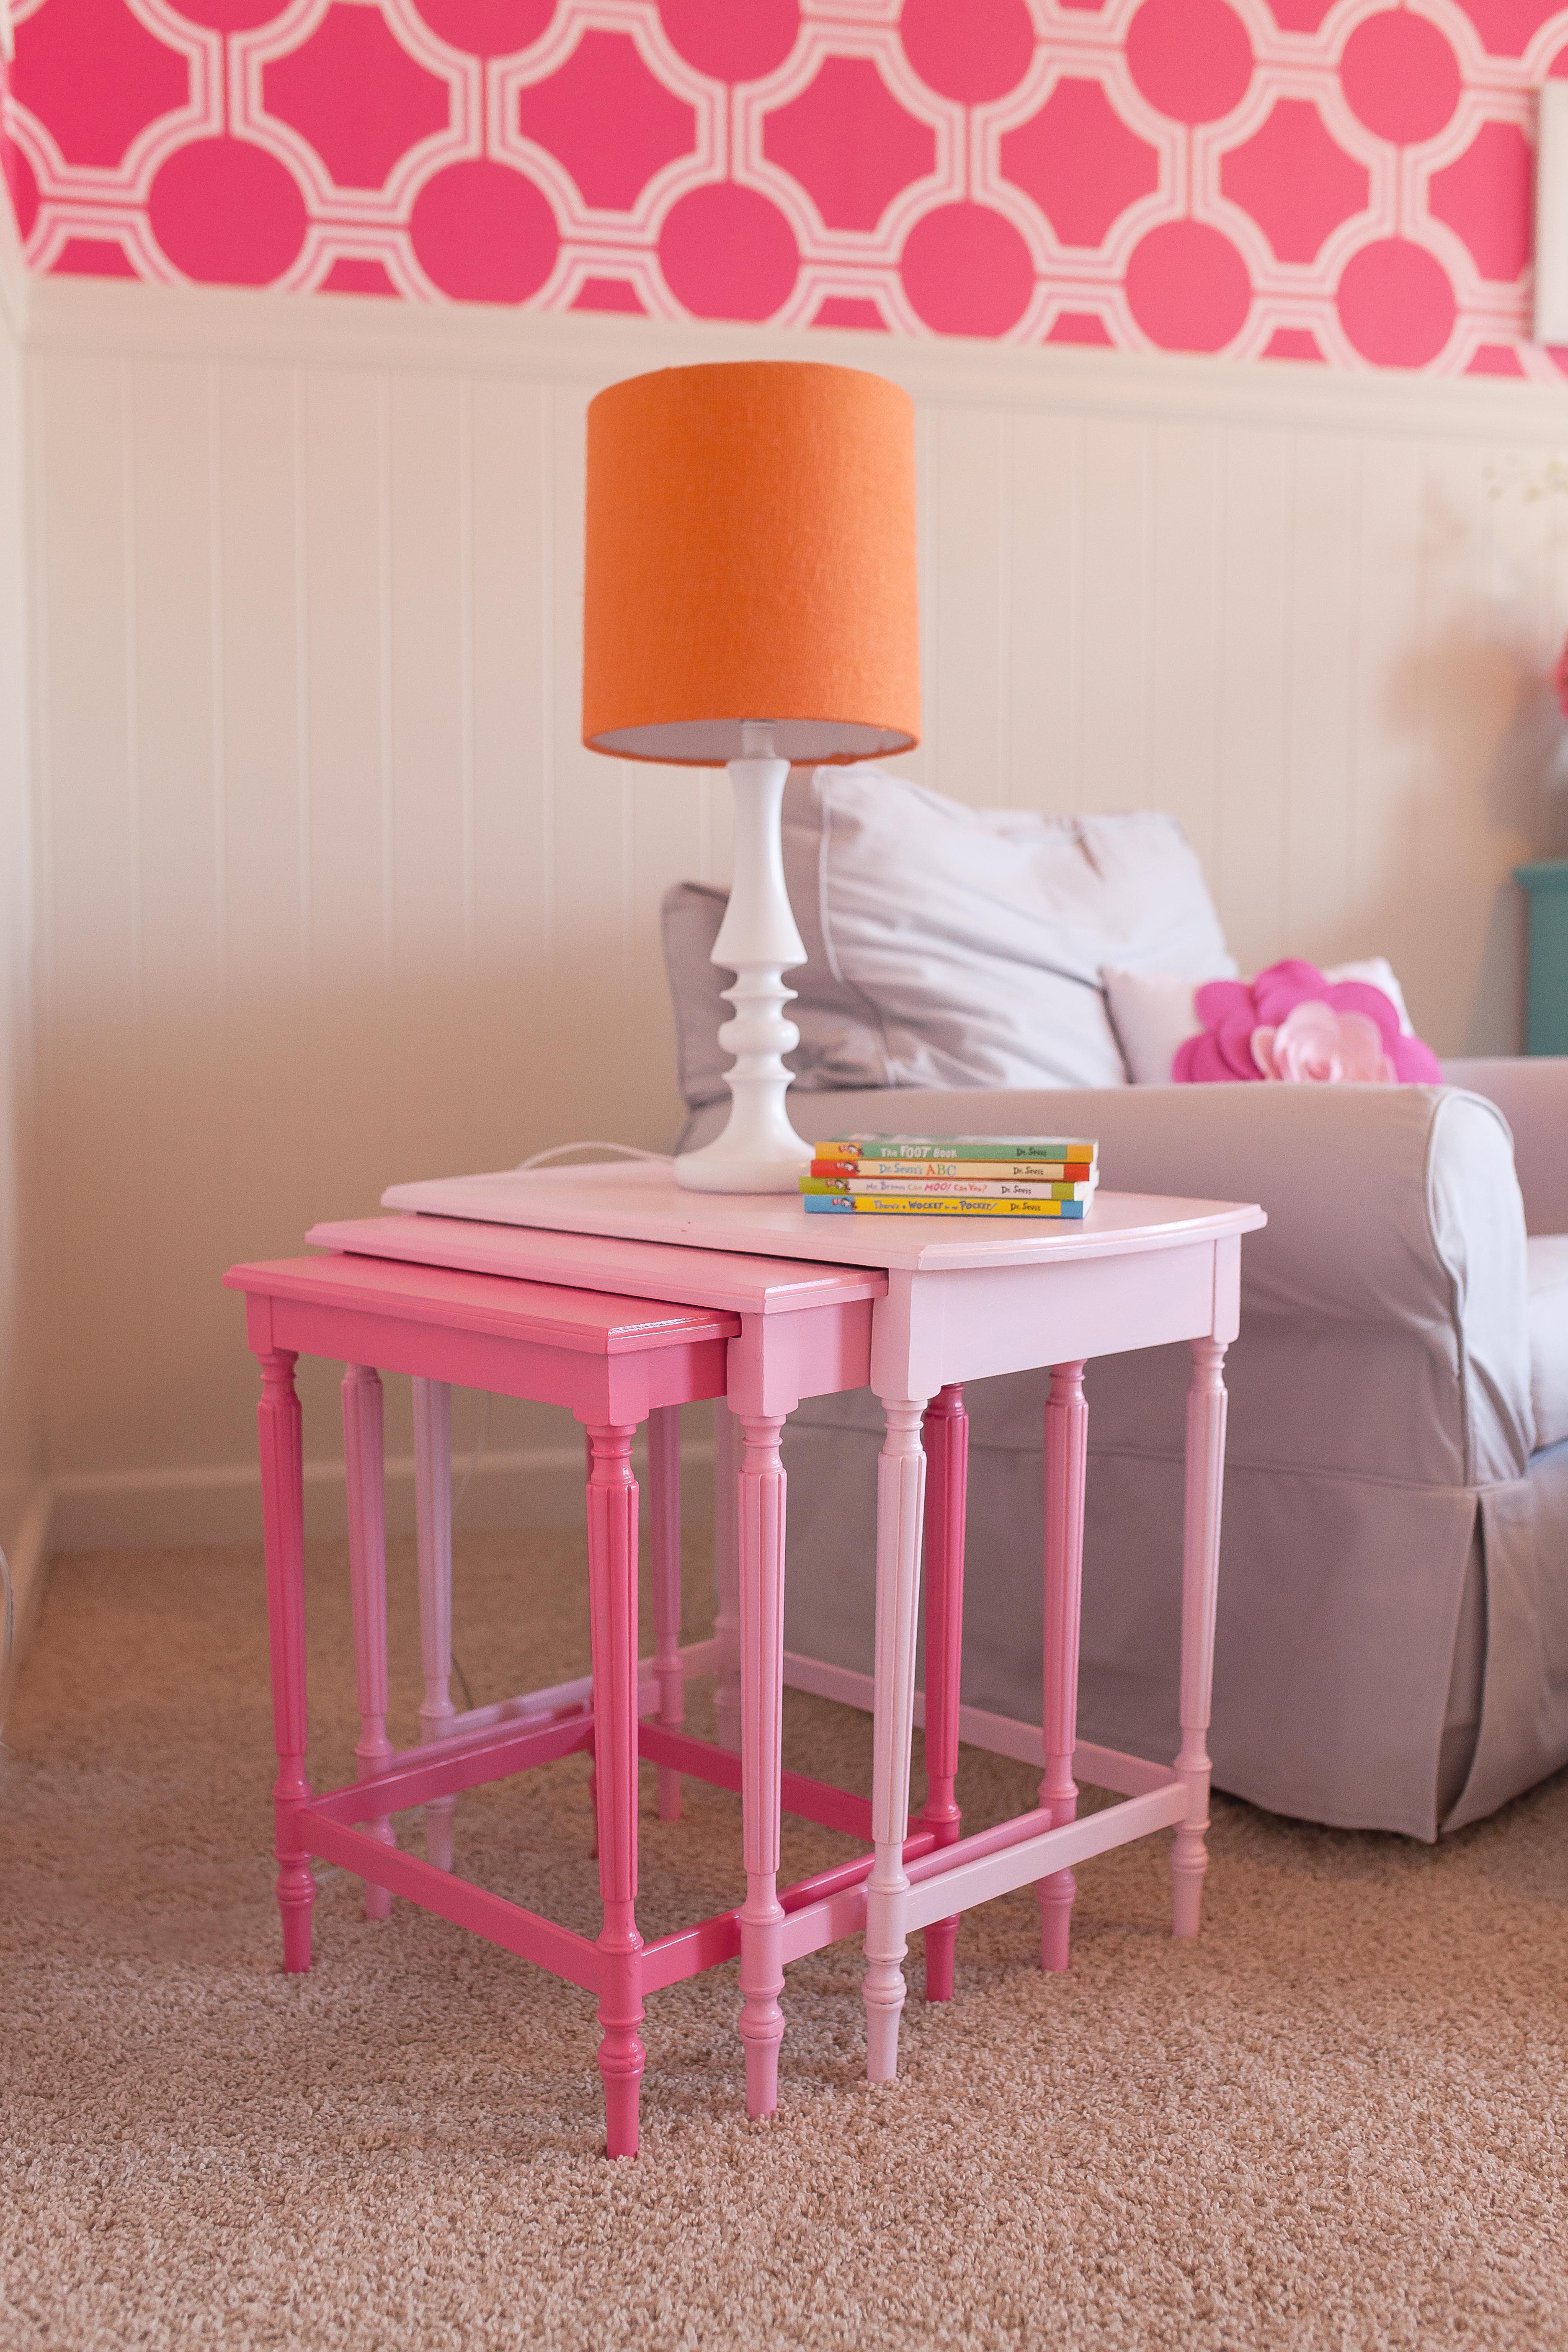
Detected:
[512,1142,672,1173]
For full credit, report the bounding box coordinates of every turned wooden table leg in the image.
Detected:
[918,1385,967,2004]
[1039,1360,1088,1974]
[712,1400,742,1754]
[647,1404,684,1823]
[584,1427,598,1859]
[864,1396,929,2082]
[412,1376,458,1873]
[586,1421,645,2159]
[736,1409,788,2118]
[1173,1336,1228,1939]
[342,1363,395,1921]
[258,1347,313,1973]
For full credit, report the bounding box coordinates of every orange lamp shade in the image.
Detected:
[582,359,920,766]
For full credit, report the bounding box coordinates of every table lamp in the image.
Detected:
[582,360,920,1193]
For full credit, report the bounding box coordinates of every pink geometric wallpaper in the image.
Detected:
[6,0,1568,375]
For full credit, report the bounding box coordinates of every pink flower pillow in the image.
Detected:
[1172,959,1442,1086]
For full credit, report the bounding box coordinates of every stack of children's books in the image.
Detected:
[800,1134,1100,1217]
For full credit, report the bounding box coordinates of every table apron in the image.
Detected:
[727,1298,874,1417]
[255,1297,730,1418]
[889,1243,1223,1393]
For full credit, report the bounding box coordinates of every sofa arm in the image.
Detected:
[1442,1058,1568,1237]
[683,1077,1534,1483]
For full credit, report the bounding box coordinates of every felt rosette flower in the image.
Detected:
[1172,959,1442,1085]
[1251,1000,1391,1082]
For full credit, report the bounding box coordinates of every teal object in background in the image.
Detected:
[1517,861,1568,1053]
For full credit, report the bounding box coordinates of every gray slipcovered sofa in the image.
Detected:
[663,771,1568,1840]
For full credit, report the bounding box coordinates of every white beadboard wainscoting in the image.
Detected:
[17,275,1568,1547]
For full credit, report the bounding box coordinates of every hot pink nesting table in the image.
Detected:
[332,1164,1266,2086]
[227,1235,888,2156]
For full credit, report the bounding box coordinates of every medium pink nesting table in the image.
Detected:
[227,1233,888,2156]
[328,1161,1266,2086]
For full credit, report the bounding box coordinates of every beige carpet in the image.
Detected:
[3,1532,1568,2352]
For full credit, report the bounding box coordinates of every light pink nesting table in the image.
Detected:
[327,1161,1266,2086]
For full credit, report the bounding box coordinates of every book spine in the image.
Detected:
[802,1177,1095,1199]
[811,1159,1091,1181]
[803,1194,1088,1217]
[818,1141,1095,1163]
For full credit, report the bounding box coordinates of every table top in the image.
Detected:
[306,1214,887,1316]
[225,1253,741,1356]
[379,1162,1266,1275]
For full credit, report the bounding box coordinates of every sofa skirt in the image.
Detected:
[778,1391,1568,1842]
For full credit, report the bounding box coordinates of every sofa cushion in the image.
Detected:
[661,767,1234,1108]
[1527,1235,1568,1449]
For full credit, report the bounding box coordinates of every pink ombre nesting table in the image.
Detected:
[311,1160,1265,2102]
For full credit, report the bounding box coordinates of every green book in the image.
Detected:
[818,1133,1096,1165]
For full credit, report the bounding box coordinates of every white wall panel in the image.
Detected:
[0,249,46,1687]
[928,405,1009,808]
[34,355,143,1481]
[1148,420,1222,885]
[1008,408,1081,820]
[1079,414,1154,818]
[1349,439,1436,1051]
[131,362,230,1475]
[1216,428,1292,977]
[20,284,1568,1532]
[214,361,309,1268]
[467,374,557,1170]
[1278,432,1358,964]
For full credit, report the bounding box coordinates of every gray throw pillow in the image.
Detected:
[660,766,1235,1110]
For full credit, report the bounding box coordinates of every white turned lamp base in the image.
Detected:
[675,738,812,1197]
[676,1142,810,1194]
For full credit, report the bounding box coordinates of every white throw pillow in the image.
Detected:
[1329,958,1416,1034]
[1105,956,1416,1086]
[773,768,1236,1094]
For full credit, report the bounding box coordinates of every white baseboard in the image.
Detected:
[49,1439,717,1554]
[0,1481,52,1730]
